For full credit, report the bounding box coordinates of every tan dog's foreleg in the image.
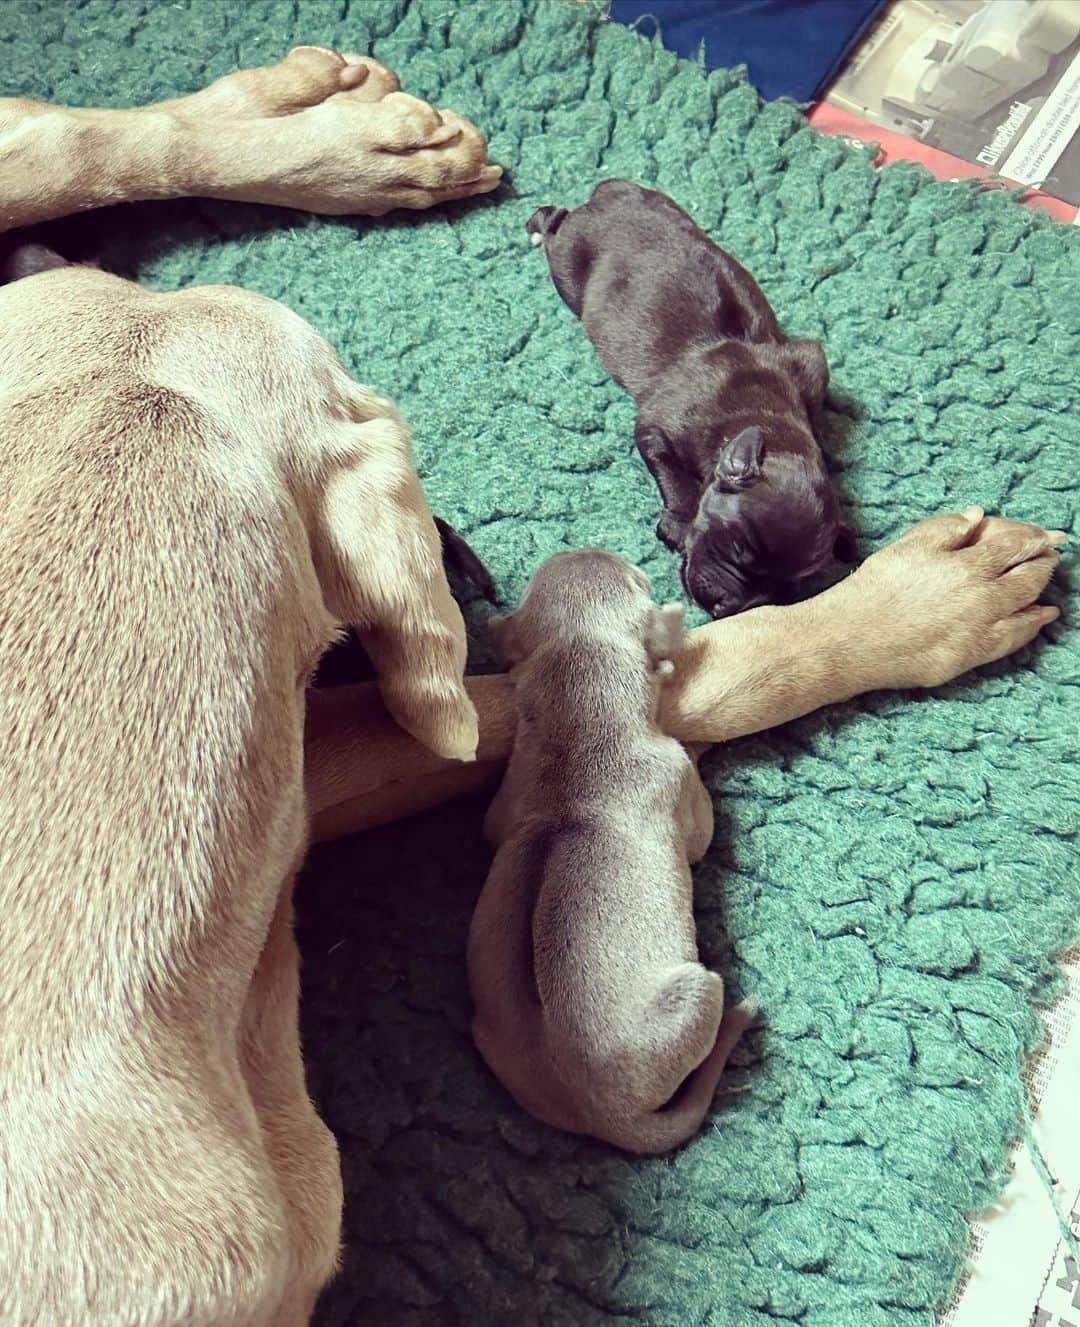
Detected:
[305,511,1064,839]
[240,888,342,1327]
[305,671,513,840]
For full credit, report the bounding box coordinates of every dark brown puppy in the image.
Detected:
[527,179,853,618]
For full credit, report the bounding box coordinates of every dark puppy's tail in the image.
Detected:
[525,205,568,244]
[434,517,498,603]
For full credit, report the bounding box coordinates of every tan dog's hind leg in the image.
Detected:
[0,46,499,234]
[240,889,342,1327]
[309,400,479,763]
[0,1072,292,1326]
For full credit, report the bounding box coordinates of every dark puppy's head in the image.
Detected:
[682,425,855,618]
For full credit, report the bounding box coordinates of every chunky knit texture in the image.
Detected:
[4,2,1078,1324]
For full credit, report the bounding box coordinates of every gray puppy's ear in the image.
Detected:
[644,603,685,676]
[712,426,765,493]
[488,612,525,666]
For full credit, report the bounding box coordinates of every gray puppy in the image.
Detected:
[467,550,756,1154]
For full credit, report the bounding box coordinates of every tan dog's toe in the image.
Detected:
[965,516,1066,577]
[373,165,504,215]
[333,53,401,102]
[365,92,463,153]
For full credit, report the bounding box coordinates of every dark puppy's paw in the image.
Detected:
[657,512,689,550]
[833,524,858,562]
[434,517,497,603]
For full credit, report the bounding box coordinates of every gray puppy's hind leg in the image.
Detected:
[624,974,757,1155]
[483,766,522,846]
[679,762,715,865]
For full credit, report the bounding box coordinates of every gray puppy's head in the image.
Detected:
[489,550,658,667]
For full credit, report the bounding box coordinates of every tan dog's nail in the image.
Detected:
[961,505,985,524]
[1048,530,1068,546]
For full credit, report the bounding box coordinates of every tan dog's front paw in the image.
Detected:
[301,92,501,215]
[849,506,1064,690]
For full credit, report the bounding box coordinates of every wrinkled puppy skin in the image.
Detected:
[467,550,756,1155]
[528,180,854,618]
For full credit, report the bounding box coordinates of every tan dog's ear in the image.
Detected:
[309,412,478,762]
[488,612,525,667]
[645,602,685,676]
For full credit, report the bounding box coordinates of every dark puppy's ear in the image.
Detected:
[833,524,858,563]
[712,425,765,492]
[779,339,830,422]
[488,613,525,667]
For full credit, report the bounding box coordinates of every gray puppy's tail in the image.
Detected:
[525,205,569,245]
[617,996,759,1156]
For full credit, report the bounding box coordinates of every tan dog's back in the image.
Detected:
[0,267,476,1325]
[1,271,327,1041]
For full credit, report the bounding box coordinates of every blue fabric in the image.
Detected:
[608,0,889,102]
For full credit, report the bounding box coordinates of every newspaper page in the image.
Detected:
[938,946,1080,1327]
[825,0,1080,208]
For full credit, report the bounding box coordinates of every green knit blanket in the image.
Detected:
[4,2,1078,1323]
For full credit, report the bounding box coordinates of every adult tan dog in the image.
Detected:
[0,46,496,1327]
[0,43,1066,1327]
